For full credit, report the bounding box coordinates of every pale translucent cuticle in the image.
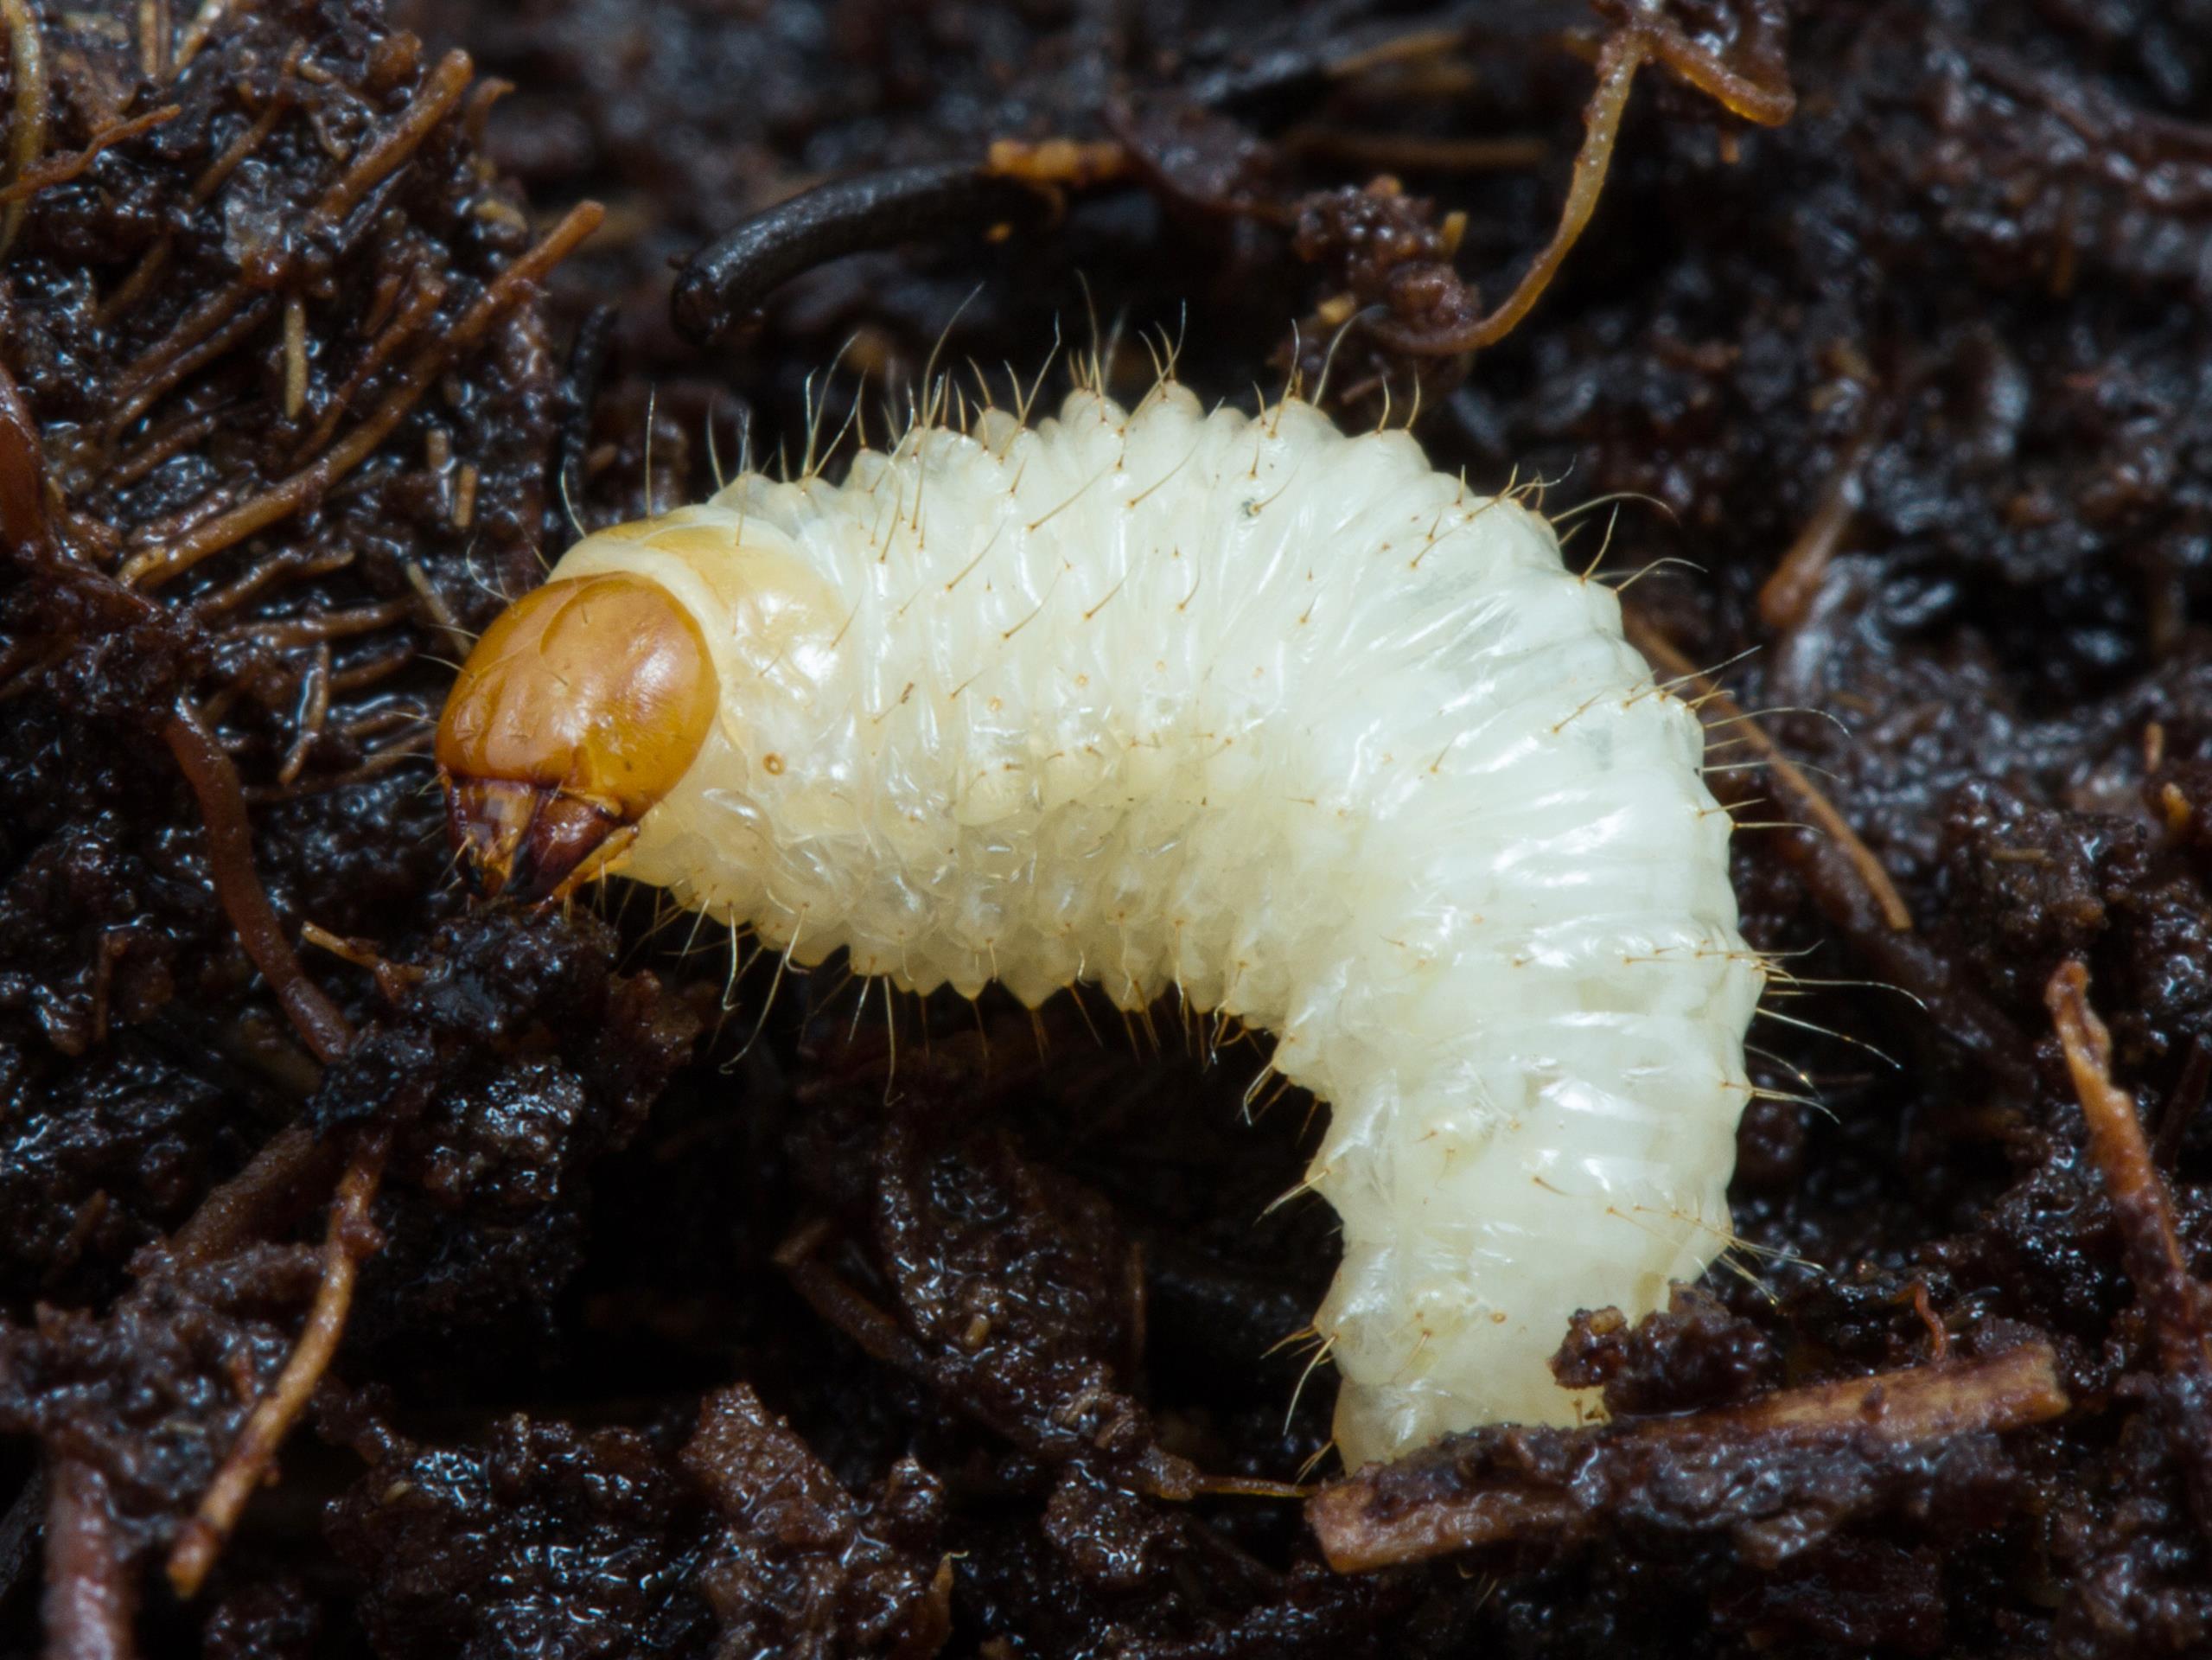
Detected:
[546,383,1763,1469]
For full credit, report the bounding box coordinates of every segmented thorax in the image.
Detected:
[541,385,1763,1466]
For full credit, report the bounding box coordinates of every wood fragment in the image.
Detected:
[1622,0,1795,125]
[982,136,1131,189]
[108,406,227,488]
[184,543,353,620]
[1369,30,1644,354]
[1705,1347,2065,1440]
[332,700,430,742]
[240,731,430,800]
[2152,1038,2211,1170]
[400,556,472,662]
[462,73,511,148]
[777,1218,938,1378]
[1323,23,1473,86]
[166,1131,389,1599]
[1308,1343,2068,1573]
[325,637,414,693]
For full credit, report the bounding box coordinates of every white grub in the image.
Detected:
[555,382,1763,1468]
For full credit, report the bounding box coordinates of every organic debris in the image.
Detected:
[11,0,2212,1655]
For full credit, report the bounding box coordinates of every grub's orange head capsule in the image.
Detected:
[436,572,719,900]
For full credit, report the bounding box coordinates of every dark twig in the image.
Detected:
[665,4,1606,355]
[107,297,277,447]
[774,1217,940,1379]
[280,50,475,256]
[673,163,1046,349]
[1309,1344,2068,1572]
[220,597,413,650]
[276,643,331,785]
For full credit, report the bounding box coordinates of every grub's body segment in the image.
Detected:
[546,386,1761,1466]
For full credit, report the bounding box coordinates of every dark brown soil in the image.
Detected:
[7,1,2212,1655]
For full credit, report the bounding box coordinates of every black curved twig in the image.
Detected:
[670,2,1515,352]
[673,163,1046,349]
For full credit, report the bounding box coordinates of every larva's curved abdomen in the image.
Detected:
[552,386,1762,1467]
